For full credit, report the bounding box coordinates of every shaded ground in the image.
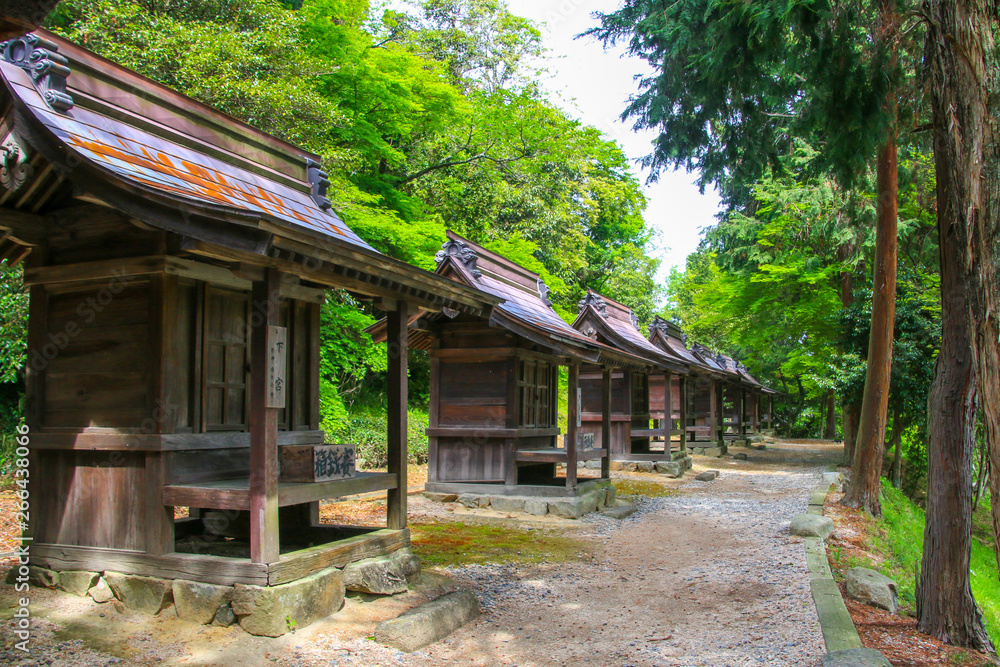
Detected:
[0,438,841,666]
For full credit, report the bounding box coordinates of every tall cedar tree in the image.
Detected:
[589,0,906,515]
[917,0,994,649]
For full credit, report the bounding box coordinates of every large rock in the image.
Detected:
[656,460,685,478]
[212,605,237,627]
[87,577,115,604]
[821,648,892,667]
[789,514,835,539]
[375,590,480,652]
[172,580,234,624]
[343,549,420,596]
[490,496,526,513]
[635,461,655,473]
[58,571,100,597]
[104,572,173,615]
[845,568,898,614]
[231,566,344,637]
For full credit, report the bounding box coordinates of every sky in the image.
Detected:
[499,0,723,281]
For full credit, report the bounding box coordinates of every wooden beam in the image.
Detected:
[566,362,579,489]
[601,366,611,479]
[23,255,168,285]
[386,300,409,530]
[249,268,281,564]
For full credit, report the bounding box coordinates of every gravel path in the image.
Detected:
[400,440,838,667]
[0,439,842,667]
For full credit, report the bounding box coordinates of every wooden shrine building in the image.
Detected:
[0,31,497,589]
[647,318,775,454]
[372,233,654,499]
[572,291,690,462]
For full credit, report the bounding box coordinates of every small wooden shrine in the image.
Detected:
[572,291,690,462]
[647,318,775,453]
[372,233,654,498]
[0,31,496,588]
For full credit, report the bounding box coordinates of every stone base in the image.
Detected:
[441,481,614,519]
[375,590,480,652]
[689,445,727,457]
[232,566,345,637]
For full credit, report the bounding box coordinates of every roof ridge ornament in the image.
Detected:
[1,33,73,111]
[435,239,482,279]
[578,290,608,317]
[537,278,552,306]
[305,159,332,211]
[630,311,640,330]
[649,316,670,337]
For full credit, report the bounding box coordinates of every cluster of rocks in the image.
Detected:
[425,482,616,519]
[4,547,421,638]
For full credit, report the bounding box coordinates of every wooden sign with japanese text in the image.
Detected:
[266,325,287,409]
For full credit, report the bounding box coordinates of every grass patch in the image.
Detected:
[613,478,678,498]
[410,521,589,568]
[854,484,1000,647]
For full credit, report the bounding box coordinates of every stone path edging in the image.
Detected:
[803,479,866,653]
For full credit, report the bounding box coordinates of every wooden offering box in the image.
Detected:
[280,445,357,483]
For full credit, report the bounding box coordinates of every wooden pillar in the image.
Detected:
[601,366,612,478]
[715,381,725,447]
[679,376,688,452]
[250,268,281,565]
[740,388,747,439]
[622,369,633,457]
[751,391,759,434]
[427,342,440,484]
[146,273,174,556]
[566,362,579,489]
[662,371,672,453]
[386,301,409,530]
[769,395,775,431]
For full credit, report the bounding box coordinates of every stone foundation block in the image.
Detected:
[87,577,115,604]
[655,460,685,477]
[343,549,420,596]
[457,493,485,509]
[104,572,173,615]
[423,492,458,503]
[231,566,344,637]
[490,496,526,513]
[524,499,548,516]
[375,590,480,653]
[172,580,234,624]
[58,571,100,597]
[548,489,602,519]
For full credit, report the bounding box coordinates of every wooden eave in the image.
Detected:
[573,306,688,375]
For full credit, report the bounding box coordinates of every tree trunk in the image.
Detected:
[823,389,836,440]
[842,134,898,516]
[917,0,994,650]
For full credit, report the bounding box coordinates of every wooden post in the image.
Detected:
[601,366,611,479]
[679,376,688,452]
[769,396,775,431]
[715,381,726,448]
[622,369,633,457]
[566,362,579,489]
[146,273,174,556]
[250,268,281,565]
[751,391,759,434]
[427,342,440,484]
[386,301,409,530]
[708,379,718,446]
[740,388,747,440]
[662,371,672,454]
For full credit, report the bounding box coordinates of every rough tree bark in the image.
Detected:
[842,0,899,517]
[917,0,994,650]
[967,2,1000,592]
[843,136,898,515]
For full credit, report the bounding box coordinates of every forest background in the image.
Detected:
[0,0,966,504]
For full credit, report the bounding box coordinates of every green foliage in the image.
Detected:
[861,485,1000,646]
[328,406,429,468]
[45,0,668,418]
[0,263,27,384]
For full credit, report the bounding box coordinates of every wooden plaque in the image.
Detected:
[280,444,357,482]
[266,325,287,409]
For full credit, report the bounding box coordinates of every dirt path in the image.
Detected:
[0,438,843,667]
